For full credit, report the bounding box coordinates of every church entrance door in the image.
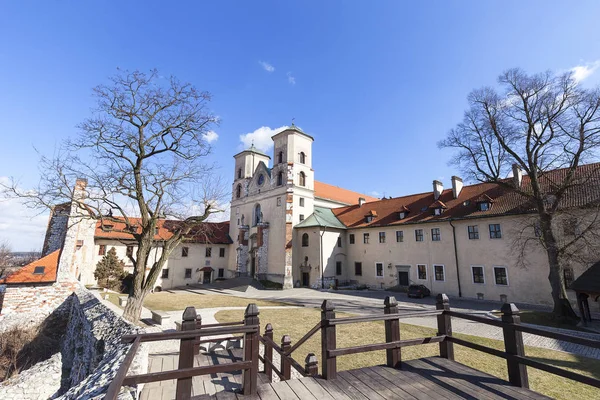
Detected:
[302,272,310,287]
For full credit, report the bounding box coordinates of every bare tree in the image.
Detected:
[0,240,12,277]
[3,70,223,321]
[439,68,600,321]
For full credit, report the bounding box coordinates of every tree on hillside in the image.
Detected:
[94,247,127,291]
[3,69,224,322]
[0,240,12,278]
[439,68,600,322]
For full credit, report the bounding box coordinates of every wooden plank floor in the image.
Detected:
[140,351,551,400]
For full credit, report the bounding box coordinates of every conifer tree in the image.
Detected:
[94,247,126,290]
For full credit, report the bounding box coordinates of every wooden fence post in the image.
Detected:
[281,335,292,380]
[176,306,197,400]
[305,353,318,376]
[194,313,202,355]
[384,296,401,368]
[436,293,454,360]
[264,323,273,381]
[321,300,337,380]
[501,303,529,388]
[242,303,260,395]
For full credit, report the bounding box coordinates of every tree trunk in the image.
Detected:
[122,239,152,322]
[123,288,148,322]
[540,214,579,323]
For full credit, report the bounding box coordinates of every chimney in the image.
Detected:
[74,178,88,200]
[358,197,366,207]
[451,176,463,199]
[433,180,443,200]
[512,164,523,188]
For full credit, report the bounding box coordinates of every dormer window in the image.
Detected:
[398,206,410,220]
[475,194,494,211]
[434,208,444,216]
[429,200,447,216]
[102,224,114,232]
[365,210,378,223]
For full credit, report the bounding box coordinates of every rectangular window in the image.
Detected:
[185,268,192,279]
[355,262,362,276]
[33,266,45,275]
[376,262,384,277]
[564,267,574,287]
[468,225,479,240]
[98,245,106,256]
[417,264,427,280]
[379,232,386,243]
[434,265,445,281]
[472,266,485,284]
[299,214,305,221]
[336,261,342,276]
[126,245,134,257]
[337,237,342,248]
[349,234,355,244]
[489,224,502,239]
[182,246,189,257]
[363,233,369,244]
[277,197,281,206]
[299,197,305,207]
[219,248,225,257]
[205,247,212,257]
[494,267,508,286]
[396,231,404,242]
[218,268,224,278]
[161,268,169,279]
[415,229,424,242]
[431,228,441,241]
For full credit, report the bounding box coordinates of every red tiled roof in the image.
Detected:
[0,250,59,284]
[332,162,600,228]
[95,219,232,244]
[314,181,378,205]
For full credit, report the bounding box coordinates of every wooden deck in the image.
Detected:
[140,349,551,400]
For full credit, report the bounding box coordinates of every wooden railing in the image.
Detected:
[105,293,600,399]
[259,293,600,391]
[104,304,260,400]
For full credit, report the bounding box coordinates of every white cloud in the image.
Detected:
[570,60,600,82]
[287,72,296,85]
[259,61,275,73]
[369,191,381,198]
[239,126,288,152]
[202,130,219,143]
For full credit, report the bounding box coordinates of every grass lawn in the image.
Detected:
[518,310,588,332]
[142,291,286,311]
[216,308,600,400]
[102,290,287,311]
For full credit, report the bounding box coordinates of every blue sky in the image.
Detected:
[2,1,600,250]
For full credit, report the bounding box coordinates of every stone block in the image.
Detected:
[118,296,128,306]
[151,310,171,325]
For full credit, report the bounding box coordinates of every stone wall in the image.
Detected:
[41,204,70,257]
[0,281,79,332]
[0,289,147,400]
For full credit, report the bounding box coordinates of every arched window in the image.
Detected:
[278,151,283,164]
[299,171,306,187]
[254,204,262,226]
[236,184,242,198]
[237,168,242,179]
[277,172,283,186]
[302,233,309,247]
[299,152,306,164]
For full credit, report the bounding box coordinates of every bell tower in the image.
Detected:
[232,144,271,201]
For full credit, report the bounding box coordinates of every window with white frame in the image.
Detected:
[489,224,502,239]
[379,232,386,243]
[494,266,508,285]
[376,262,384,277]
[468,225,479,240]
[471,265,485,284]
[415,229,424,242]
[396,231,404,242]
[349,234,355,244]
[364,233,369,244]
[185,268,192,279]
[299,197,305,207]
[431,228,441,241]
[434,265,445,281]
[417,264,427,280]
